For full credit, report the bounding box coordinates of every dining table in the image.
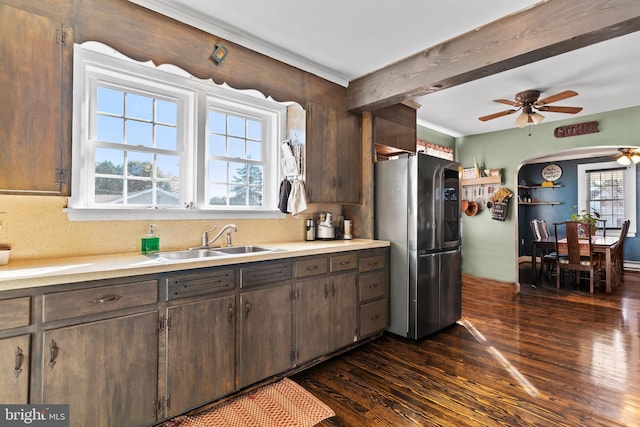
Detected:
[531,235,619,293]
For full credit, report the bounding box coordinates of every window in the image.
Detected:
[578,161,636,236]
[69,42,289,220]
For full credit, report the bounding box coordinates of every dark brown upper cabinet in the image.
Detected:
[373,104,417,158]
[0,4,71,195]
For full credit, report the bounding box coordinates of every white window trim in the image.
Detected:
[577,161,636,237]
[67,41,288,221]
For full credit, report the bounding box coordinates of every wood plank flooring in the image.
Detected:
[292,272,640,426]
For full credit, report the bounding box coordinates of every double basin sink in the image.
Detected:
[151,245,284,261]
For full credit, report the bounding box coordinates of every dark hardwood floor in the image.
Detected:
[292,271,640,426]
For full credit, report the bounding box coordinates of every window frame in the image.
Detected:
[577,161,636,237]
[68,42,287,221]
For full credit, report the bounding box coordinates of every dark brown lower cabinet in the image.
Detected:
[295,277,331,364]
[0,334,30,403]
[41,312,159,427]
[239,284,293,388]
[165,294,236,417]
[330,272,359,349]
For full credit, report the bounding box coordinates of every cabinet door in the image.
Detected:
[239,284,292,387]
[0,4,70,194]
[42,312,158,427]
[295,278,330,365]
[0,335,30,404]
[166,295,236,417]
[306,102,361,203]
[330,272,358,350]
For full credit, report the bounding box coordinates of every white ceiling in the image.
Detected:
[130,0,640,138]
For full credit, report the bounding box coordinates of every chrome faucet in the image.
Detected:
[202,224,237,248]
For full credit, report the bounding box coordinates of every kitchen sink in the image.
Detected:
[213,245,283,254]
[152,249,223,260]
[152,245,283,261]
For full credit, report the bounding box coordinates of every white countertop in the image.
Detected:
[0,239,389,291]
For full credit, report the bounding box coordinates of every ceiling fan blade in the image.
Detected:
[493,99,519,107]
[535,90,578,106]
[478,109,517,122]
[536,105,583,114]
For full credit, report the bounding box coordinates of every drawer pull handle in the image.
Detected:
[227,303,234,323]
[371,314,380,321]
[306,265,319,271]
[369,283,379,289]
[244,299,251,319]
[339,261,350,266]
[48,340,58,369]
[324,283,329,299]
[91,294,120,304]
[14,346,23,378]
[368,262,379,267]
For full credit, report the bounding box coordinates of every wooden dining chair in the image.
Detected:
[530,219,556,278]
[554,221,602,293]
[609,219,630,289]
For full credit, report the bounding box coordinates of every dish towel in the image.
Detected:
[278,178,292,213]
[288,179,308,216]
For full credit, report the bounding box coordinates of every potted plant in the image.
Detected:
[570,206,599,238]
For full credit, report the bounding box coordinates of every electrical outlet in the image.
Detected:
[521,238,525,245]
[0,212,7,235]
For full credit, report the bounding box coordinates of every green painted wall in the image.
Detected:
[454,105,640,283]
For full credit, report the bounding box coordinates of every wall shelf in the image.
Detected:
[462,176,501,186]
[518,183,562,205]
[518,201,561,205]
[518,184,561,189]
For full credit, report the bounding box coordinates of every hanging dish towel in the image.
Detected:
[288,179,308,216]
[278,178,292,213]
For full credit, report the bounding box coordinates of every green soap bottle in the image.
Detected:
[141,224,160,254]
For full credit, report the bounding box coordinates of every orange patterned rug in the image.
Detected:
[164,378,335,427]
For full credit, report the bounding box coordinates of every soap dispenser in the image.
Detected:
[141,224,160,254]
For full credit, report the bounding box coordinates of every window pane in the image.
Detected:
[156,125,177,150]
[97,87,123,115]
[157,154,179,179]
[97,116,124,143]
[228,116,245,137]
[95,148,124,175]
[126,93,153,121]
[208,184,227,206]
[228,137,245,158]
[95,177,123,202]
[248,164,263,185]
[247,119,261,141]
[230,162,247,184]
[127,151,153,177]
[156,99,177,125]
[208,111,226,133]
[156,185,180,205]
[127,180,153,204]
[247,141,261,161]
[249,186,263,206]
[209,160,227,182]
[126,120,153,147]
[208,134,226,156]
[229,185,246,205]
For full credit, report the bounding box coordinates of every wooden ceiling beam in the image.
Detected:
[347,0,640,112]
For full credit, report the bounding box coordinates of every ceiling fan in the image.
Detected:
[616,147,640,165]
[479,89,583,128]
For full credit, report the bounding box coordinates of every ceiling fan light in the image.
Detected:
[631,154,640,164]
[617,155,631,165]
[515,112,529,128]
[531,112,545,124]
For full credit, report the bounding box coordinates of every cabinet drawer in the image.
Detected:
[167,268,235,300]
[330,253,358,272]
[0,297,30,329]
[295,257,328,278]
[241,261,292,288]
[359,271,387,302]
[43,280,158,322]
[360,299,388,337]
[359,255,386,273]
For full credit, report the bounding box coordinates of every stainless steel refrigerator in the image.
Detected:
[375,153,462,340]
